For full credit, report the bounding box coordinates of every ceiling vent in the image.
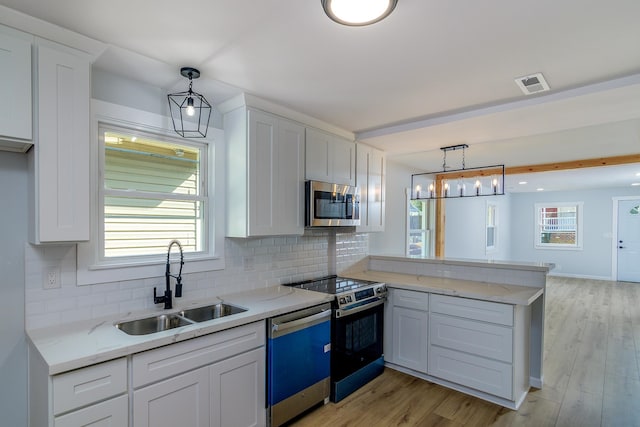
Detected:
[515,72,550,95]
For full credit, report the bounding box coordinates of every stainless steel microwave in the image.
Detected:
[305,180,360,227]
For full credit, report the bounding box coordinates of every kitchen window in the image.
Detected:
[534,202,583,250]
[77,100,225,285]
[101,127,207,258]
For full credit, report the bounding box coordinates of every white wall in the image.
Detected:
[510,186,640,279]
[445,193,512,261]
[91,68,224,129]
[0,152,28,427]
[369,159,416,256]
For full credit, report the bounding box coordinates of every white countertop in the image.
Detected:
[341,269,544,305]
[370,254,554,272]
[27,286,334,375]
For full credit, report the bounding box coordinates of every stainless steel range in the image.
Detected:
[287,275,387,402]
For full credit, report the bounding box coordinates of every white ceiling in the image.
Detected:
[2,0,640,191]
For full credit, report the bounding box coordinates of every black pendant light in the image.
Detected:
[168,67,212,138]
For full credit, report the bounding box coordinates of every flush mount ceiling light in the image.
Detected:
[322,0,398,26]
[168,67,212,138]
[411,144,505,200]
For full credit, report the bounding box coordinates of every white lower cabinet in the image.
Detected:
[54,395,128,427]
[386,288,530,408]
[133,367,210,427]
[388,289,429,373]
[132,321,266,427]
[428,346,513,400]
[210,348,265,427]
[27,357,129,427]
[31,322,266,427]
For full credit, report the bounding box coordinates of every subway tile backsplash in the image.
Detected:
[25,231,368,330]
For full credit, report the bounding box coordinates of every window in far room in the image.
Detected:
[534,202,583,250]
[486,203,497,253]
[407,198,435,257]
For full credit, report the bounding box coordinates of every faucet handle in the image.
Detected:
[175,278,183,298]
[153,287,163,304]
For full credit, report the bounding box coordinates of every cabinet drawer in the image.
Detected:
[54,394,128,427]
[430,294,513,326]
[430,313,513,363]
[132,321,265,388]
[392,288,429,311]
[52,358,127,415]
[428,346,512,399]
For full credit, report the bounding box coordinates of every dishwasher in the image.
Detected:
[267,302,332,427]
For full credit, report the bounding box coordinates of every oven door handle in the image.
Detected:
[335,297,385,318]
[272,309,331,333]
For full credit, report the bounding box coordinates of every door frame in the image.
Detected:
[611,196,640,281]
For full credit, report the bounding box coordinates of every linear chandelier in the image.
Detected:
[411,144,505,200]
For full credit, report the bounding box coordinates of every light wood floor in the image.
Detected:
[291,277,640,427]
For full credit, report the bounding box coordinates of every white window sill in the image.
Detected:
[77,255,224,286]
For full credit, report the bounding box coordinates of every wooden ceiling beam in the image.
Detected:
[505,154,640,175]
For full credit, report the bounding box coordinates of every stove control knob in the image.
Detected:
[339,297,346,304]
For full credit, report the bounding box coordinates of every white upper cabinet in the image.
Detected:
[0,24,33,151]
[29,39,91,243]
[305,127,355,186]
[356,143,385,232]
[225,107,305,237]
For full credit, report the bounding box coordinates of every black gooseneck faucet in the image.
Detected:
[153,240,184,309]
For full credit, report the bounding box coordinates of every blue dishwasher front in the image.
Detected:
[268,303,331,427]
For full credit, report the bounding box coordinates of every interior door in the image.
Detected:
[617,199,640,282]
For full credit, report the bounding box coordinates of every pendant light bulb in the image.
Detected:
[186,97,195,117]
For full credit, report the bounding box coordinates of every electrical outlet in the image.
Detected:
[43,267,61,289]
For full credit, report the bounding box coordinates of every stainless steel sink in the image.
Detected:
[115,314,194,336]
[179,303,247,323]
[115,303,247,335]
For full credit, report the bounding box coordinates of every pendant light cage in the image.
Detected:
[411,144,505,200]
[168,67,212,138]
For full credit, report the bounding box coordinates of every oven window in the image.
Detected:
[332,304,384,380]
[344,315,377,353]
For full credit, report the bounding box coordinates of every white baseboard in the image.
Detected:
[548,272,612,281]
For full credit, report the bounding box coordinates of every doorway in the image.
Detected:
[615,198,640,282]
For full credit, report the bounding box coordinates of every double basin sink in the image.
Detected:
[115,303,247,336]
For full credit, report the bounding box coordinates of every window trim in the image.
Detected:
[405,188,433,257]
[485,202,497,253]
[77,100,225,285]
[99,124,208,261]
[534,201,583,251]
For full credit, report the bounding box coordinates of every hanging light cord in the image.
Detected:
[462,145,466,170]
